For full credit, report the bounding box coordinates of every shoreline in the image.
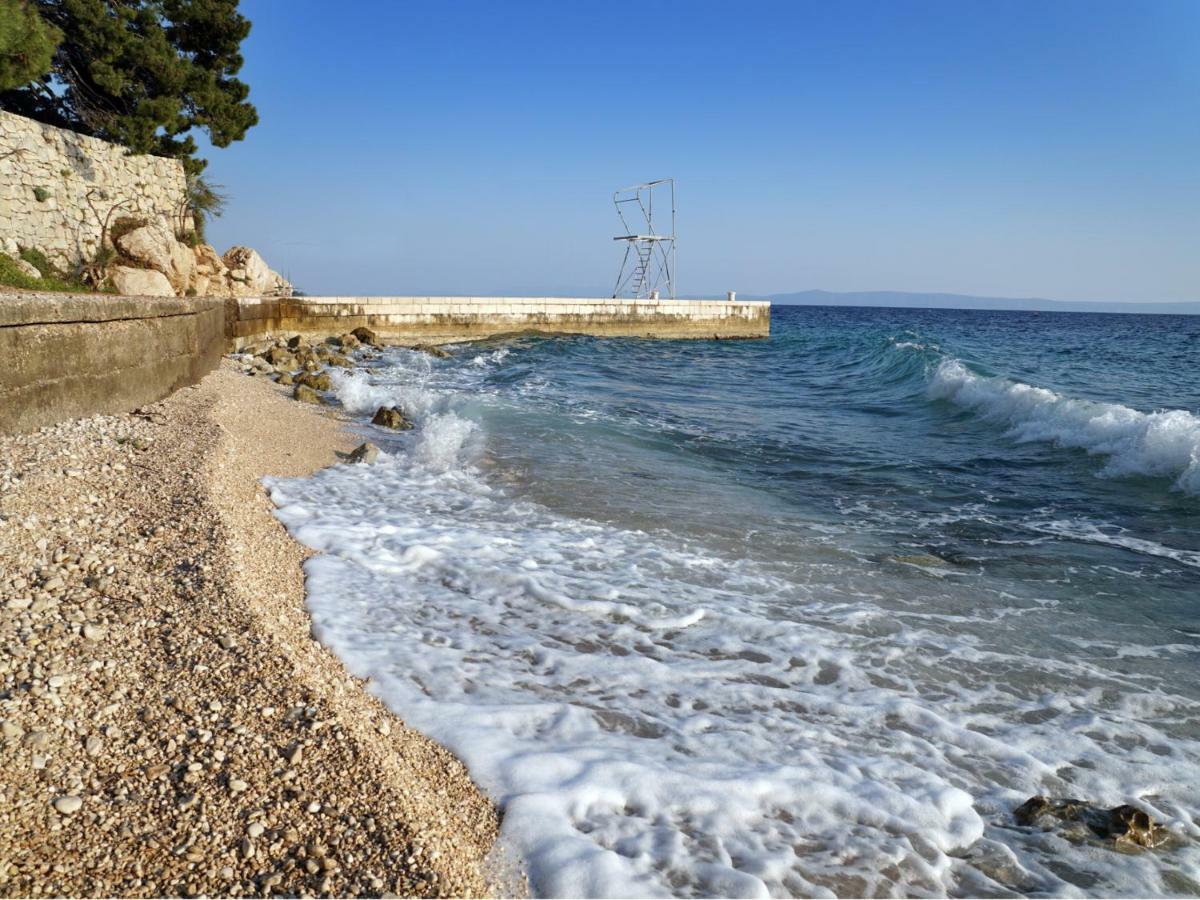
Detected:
[0,358,502,897]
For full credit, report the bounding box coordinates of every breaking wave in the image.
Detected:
[929,359,1200,495]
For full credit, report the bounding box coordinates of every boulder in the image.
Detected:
[348,442,380,464]
[1014,796,1169,849]
[13,257,41,279]
[276,373,294,386]
[261,346,296,368]
[326,353,354,368]
[107,266,175,297]
[411,342,450,359]
[115,222,176,277]
[295,371,333,392]
[193,243,226,276]
[371,407,413,430]
[351,327,381,347]
[167,240,195,294]
[222,246,292,297]
[293,385,322,404]
[336,333,360,350]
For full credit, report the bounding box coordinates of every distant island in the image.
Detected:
[769,289,1200,316]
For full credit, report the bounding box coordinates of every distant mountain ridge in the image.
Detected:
[769,289,1200,316]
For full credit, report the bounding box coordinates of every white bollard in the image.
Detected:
[727,291,737,302]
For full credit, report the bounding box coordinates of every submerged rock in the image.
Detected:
[348,442,379,464]
[371,407,413,430]
[410,342,450,359]
[1013,796,1169,849]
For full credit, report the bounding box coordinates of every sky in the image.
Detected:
[201,0,1199,303]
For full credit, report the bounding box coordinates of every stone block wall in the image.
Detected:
[0,110,187,270]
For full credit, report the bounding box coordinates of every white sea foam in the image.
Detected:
[1028,519,1200,570]
[263,353,1200,898]
[929,359,1200,495]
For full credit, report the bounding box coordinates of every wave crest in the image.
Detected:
[929,359,1200,495]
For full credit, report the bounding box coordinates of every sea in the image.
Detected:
[265,305,1200,898]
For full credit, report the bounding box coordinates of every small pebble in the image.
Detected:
[52,795,83,815]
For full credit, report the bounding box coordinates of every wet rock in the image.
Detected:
[260,347,295,369]
[276,373,294,386]
[351,327,381,347]
[295,372,333,392]
[371,407,412,430]
[348,443,380,465]
[410,343,450,359]
[1014,795,1170,849]
[293,385,322,405]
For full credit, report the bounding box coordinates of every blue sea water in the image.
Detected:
[267,306,1200,898]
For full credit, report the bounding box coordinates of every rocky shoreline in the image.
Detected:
[0,353,504,897]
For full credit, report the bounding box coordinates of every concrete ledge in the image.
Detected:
[0,292,224,434]
[228,296,770,347]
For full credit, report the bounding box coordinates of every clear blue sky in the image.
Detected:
[201,0,1199,302]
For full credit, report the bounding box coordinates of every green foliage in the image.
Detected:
[0,0,258,173]
[0,0,61,92]
[0,251,86,292]
[19,245,58,276]
[32,185,50,201]
[185,173,227,240]
[90,244,116,269]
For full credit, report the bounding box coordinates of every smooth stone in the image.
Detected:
[52,795,83,815]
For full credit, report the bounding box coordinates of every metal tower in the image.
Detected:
[611,179,675,299]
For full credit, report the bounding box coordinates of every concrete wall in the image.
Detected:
[229,296,771,346]
[0,293,223,434]
[0,110,188,269]
[0,291,769,434]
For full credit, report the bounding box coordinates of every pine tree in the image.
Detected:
[0,0,61,92]
[0,0,257,174]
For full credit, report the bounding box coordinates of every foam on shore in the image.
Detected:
[267,346,1200,898]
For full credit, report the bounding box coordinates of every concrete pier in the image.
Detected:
[228,295,770,348]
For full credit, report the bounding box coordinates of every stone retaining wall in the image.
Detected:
[228,296,771,347]
[0,110,187,269]
[0,293,223,434]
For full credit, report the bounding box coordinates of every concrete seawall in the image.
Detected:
[0,293,224,434]
[228,296,770,347]
[0,292,769,434]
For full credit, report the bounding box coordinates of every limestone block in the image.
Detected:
[108,265,175,297]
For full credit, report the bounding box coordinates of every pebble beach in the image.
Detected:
[0,357,503,897]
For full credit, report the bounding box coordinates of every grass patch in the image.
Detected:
[0,253,108,293]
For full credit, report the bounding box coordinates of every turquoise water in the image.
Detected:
[268,306,1200,897]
